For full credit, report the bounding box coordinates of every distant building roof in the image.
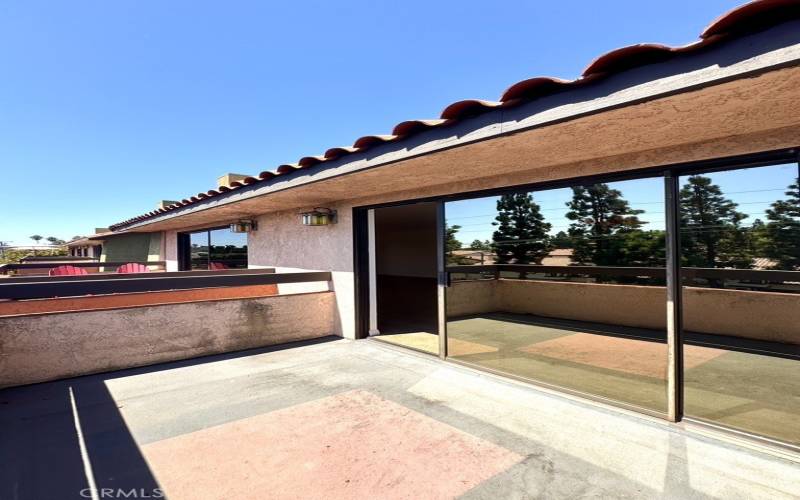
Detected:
[752,257,779,270]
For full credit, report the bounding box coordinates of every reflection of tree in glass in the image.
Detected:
[444,224,465,265]
[550,231,573,249]
[618,230,666,267]
[565,184,644,266]
[446,224,462,254]
[764,178,800,270]
[469,239,492,251]
[680,175,748,268]
[492,193,551,264]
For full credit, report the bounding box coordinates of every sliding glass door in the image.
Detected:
[678,162,800,446]
[357,151,799,447]
[180,227,248,271]
[444,176,669,413]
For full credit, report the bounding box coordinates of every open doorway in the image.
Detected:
[371,202,441,354]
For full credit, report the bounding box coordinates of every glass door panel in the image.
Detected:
[189,231,210,270]
[679,162,800,446]
[445,176,669,413]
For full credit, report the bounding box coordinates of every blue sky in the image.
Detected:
[0,0,761,245]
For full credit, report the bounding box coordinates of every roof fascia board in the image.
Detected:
[120,20,800,232]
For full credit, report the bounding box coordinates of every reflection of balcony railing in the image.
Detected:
[447,264,800,291]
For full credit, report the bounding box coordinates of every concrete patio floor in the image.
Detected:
[2,337,799,499]
[373,312,800,445]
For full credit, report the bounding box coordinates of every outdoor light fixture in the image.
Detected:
[230,219,257,233]
[301,207,337,226]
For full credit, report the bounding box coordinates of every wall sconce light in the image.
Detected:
[301,207,337,226]
[230,219,257,233]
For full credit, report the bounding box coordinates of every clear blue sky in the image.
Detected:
[0,0,752,245]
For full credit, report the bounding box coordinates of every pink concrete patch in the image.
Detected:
[519,333,726,379]
[448,337,499,356]
[142,390,522,500]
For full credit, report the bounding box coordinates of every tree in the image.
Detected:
[29,235,43,245]
[445,224,462,254]
[469,239,492,251]
[618,230,666,267]
[550,231,573,249]
[46,236,66,246]
[565,184,644,265]
[492,193,551,264]
[763,178,800,269]
[679,175,748,268]
[747,218,771,257]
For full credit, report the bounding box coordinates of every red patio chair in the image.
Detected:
[49,265,89,276]
[209,262,229,270]
[116,263,150,274]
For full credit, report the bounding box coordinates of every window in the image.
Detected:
[445,175,668,413]
[679,162,800,445]
[180,226,248,270]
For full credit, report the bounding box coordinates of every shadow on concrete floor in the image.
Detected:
[0,336,340,500]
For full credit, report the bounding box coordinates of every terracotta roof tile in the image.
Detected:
[352,135,398,149]
[392,119,450,136]
[440,99,503,120]
[324,146,360,159]
[109,0,800,230]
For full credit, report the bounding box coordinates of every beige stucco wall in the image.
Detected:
[249,204,356,338]
[446,280,800,345]
[446,280,499,318]
[0,292,335,388]
[164,230,179,271]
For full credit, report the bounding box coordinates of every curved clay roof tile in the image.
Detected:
[499,76,573,102]
[324,146,360,159]
[352,135,397,149]
[581,43,681,77]
[258,171,276,180]
[392,119,450,136]
[702,0,800,39]
[276,164,300,174]
[298,155,327,167]
[440,99,502,120]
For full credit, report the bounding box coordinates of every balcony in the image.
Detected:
[2,337,799,499]
[1,267,799,498]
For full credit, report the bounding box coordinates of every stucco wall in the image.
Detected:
[249,204,356,338]
[446,280,800,345]
[165,230,179,271]
[0,292,335,388]
[101,232,162,270]
[446,280,499,318]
